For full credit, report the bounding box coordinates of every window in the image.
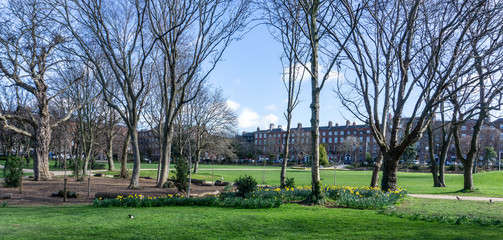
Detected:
[335,131,338,135]
[341,131,344,135]
[328,138,332,143]
[462,133,466,137]
[329,132,332,136]
[500,124,503,129]
[278,140,281,144]
[322,132,326,136]
[259,134,262,138]
[340,138,344,143]
[367,137,370,142]
[359,137,363,142]
[321,138,325,143]
[334,137,338,143]
[347,131,350,135]
[283,140,285,144]
[461,125,467,130]
[259,140,262,145]
[354,131,357,135]
[366,130,370,134]
[255,134,258,138]
[283,134,286,137]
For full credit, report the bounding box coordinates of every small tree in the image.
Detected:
[3,157,23,187]
[319,144,329,167]
[235,175,257,198]
[174,157,189,193]
[402,145,418,165]
[485,147,497,169]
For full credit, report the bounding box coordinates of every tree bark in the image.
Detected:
[157,128,174,188]
[463,160,474,190]
[370,154,383,188]
[193,149,201,174]
[106,134,115,171]
[120,132,130,179]
[381,153,399,191]
[34,104,52,181]
[280,118,292,188]
[129,129,141,188]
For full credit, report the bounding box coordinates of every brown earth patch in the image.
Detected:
[0,177,225,206]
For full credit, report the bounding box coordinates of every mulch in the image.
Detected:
[0,176,225,206]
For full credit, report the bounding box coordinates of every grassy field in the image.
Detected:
[0,204,501,240]
[390,197,503,221]
[105,167,503,197]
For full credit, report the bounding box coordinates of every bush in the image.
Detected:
[91,162,106,169]
[174,157,189,192]
[162,181,175,189]
[284,177,295,189]
[3,157,23,187]
[234,175,257,197]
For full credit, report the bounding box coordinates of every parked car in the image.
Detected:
[412,160,420,165]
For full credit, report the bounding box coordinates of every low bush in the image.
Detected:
[234,175,257,197]
[326,186,406,209]
[283,177,295,189]
[91,162,106,169]
[3,157,23,188]
[94,194,281,209]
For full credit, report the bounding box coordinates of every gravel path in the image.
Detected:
[409,194,503,202]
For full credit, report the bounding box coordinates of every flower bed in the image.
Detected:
[94,186,406,209]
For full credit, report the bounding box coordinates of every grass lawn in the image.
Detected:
[0,204,501,240]
[390,197,503,221]
[103,168,503,197]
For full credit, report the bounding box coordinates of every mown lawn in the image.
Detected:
[0,204,501,240]
[390,197,503,221]
[105,168,503,197]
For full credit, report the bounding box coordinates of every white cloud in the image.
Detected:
[226,100,240,111]
[265,104,277,111]
[238,107,279,129]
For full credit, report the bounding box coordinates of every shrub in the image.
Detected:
[162,181,175,189]
[234,175,257,197]
[91,162,106,169]
[174,157,189,192]
[3,157,23,188]
[284,177,295,189]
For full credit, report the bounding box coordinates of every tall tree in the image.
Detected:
[145,0,251,188]
[0,0,82,180]
[59,0,153,188]
[262,0,307,188]
[334,0,487,190]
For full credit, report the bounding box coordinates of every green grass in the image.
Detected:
[0,204,501,239]
[389,197,503,221]
[102,168,503,197]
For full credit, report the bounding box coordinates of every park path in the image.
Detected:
[409,194,503,202]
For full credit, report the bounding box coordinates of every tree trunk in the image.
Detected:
[381,153,399,191]
[193,149,201,174]
[106,135,115,171]
[128,129,141,189]
[34,106,52,181]
[428,126,441,187]
[120,132,130,179]
[157,128,173,188]
[463,160,474,190]
[280,119,292,188]
[370,154,383,188]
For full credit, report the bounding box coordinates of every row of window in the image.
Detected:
[255,136,375,145]
[255,130,371,139]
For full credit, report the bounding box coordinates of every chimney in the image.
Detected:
[346,120,350,127]
[328,121,333,128]
[269,123,274,131]
[297,122,302,129]
[257,127,260,131]
[353,122,356,126]
[335,123,339,127]
[278,125,282,130]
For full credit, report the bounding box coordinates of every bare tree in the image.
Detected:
[58,0,154,188]
[0,1,84,180]
[145,0,251,188]
[262,0,307,188]
[334,0,487,190]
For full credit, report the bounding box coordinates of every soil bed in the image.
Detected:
[0,177,225,206]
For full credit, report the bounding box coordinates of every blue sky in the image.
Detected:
[209,24,355,133]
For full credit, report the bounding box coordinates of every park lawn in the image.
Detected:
[0,204,501,240]
[390,197,503,221]
[104,169,503,197]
